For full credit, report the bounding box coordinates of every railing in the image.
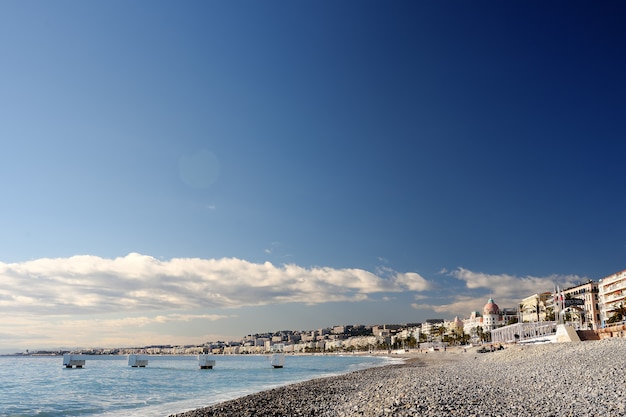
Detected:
[491,321,558,344]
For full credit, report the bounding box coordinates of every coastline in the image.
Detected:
[169,339,626,416]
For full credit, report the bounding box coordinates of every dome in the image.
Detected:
[483,298,500,315]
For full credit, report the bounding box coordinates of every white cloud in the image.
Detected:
[412,295,488,317]
[412,267,586,318]
[449,267,583,300]
[391,272,432,291]
[0,253,434,315]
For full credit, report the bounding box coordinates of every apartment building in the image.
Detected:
[520,292,552,322]
[598,269,626,326]
[421,319,444,336]
[560,280,601,329]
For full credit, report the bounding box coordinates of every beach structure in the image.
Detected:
[270,353,285,368]
[490,322,587,344]
[491,321,558,344]
[62,354,216,369]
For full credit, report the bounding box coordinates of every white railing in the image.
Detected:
[491,322,558,344]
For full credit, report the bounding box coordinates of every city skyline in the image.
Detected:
[1,1,625,353]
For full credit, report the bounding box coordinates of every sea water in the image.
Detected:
[0,354,396,417]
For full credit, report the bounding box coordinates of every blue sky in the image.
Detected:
[1,1,624,352]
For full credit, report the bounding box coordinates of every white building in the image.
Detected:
[421,319,444,338]
[463,298,508,340]
[520,293,552,323]
[598,269,626,326]
[482,298,500,331]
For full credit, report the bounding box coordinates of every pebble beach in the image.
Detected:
[170,338,626,417]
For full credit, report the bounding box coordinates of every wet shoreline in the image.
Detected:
[170,340,626,417]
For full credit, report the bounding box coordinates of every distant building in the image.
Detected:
[482,298,500,331]
[463,298,511,341]
[501,307,518,324]
[332,325,345,334]
[421,319,444,337]
[463,311,483,336]
[446,317,464,336]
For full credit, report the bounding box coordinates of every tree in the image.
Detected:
[435,325,446,340]
[476,326,484,343]
[535,300,540,322]
[607,303,626,324]
[405,335,417,349]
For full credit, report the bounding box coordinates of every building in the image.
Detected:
[448,316,464,333]
[560,280,601,329]
[520,292,553,322]
[501,307,518,324]
[482,298,500,331]
[463,310,483,338]
[598,269,626,327]
[421,319,444,338]
[462,298,509,342]
[441,317,464,342]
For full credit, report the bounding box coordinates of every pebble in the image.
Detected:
[169,338,626,417]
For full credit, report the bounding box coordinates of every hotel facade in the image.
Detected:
[598,269,626,326]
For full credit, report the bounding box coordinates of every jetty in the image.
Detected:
[270,353,285,368]
[62,354,216,369]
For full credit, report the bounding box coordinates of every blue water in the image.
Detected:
[0,355,396,417]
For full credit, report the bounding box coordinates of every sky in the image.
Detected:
[0,1,624,353]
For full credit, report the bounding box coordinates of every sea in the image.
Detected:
[0,354,397,417]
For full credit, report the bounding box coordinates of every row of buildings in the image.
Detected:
[59,269,626,356]
[204,268,626,353]
[465,268,626,334]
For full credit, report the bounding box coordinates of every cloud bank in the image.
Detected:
[0,253,433,315]
[412,267,585,316]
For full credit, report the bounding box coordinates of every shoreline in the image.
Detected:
[169,339,626,416]
[168,349,468,417]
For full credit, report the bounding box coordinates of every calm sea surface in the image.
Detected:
[0,354,396,417]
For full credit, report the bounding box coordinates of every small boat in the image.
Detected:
[270,353,285,368]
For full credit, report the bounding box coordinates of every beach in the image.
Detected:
[170,338,626,417]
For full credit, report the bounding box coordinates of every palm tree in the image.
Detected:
[607,303,626,324]
[436,325,446,340]
[405,335,417,349]
[476,326,484,343]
